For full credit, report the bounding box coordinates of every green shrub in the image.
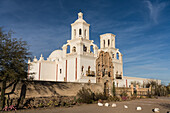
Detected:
[112,82,116,96]
[107,96,120,102]
[77,87,95,104]
[155,85,168,96]
[38,103,44,108]
[77,88,109,104]
[120,91,128,97]
[95,92,108,101]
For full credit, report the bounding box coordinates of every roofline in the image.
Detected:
[100,33,116,38]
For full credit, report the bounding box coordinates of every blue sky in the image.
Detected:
[0,0,170,85]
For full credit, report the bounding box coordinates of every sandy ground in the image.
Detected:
[6,97,170,113]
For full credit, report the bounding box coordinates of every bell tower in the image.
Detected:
[100,33,116,49]
[71,12,90,40]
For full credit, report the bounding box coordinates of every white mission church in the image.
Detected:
[28,12,161,87]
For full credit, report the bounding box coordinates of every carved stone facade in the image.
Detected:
[96,51,114,83]
[96,51,114,95]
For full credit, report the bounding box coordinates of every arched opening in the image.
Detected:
[72,46,76,52]
[74,29,76,38]
[102,71,105,77]
[104,80,109,96]
[116,52,119,60]
[60,69,62,74]
[90,45,94,53]
[81,66,84,72]
[83,44,87,52]
[108,72,111,77]
[103,40,105,48]
[66,45,70,54]
[108,39,110,47]
[84,29,86,38]
[79,29,82,36]
[88,66,91,73]
[102,68,105,77]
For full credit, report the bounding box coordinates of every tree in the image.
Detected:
[112,81,116,96]
[146,80,168,96]
[167,83,170,95]
[0,27,30,109]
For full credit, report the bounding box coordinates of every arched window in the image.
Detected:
[90,45,94,53]
[74,29,76,38]
[66,45,70,54]
[103,40,105,48]
[81,66,84,72]
[108,39,110,47]
[116,52,119,60]
[83,44,87,52]
[88,66,91,73]
[79,29,82,36]
[72,46,76,52]
[108,72,111,77]
[60,69,62,74]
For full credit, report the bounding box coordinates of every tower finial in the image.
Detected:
[33,56,37,62]
[39,54,44,61]
[78,11,83,19]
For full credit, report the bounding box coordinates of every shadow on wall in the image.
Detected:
[17,83,27,108]
[28,81,71,95]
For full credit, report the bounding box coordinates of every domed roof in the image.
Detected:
[48,50,63,59]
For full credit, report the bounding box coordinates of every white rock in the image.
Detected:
[98,102,103,107]
[124,105,128,108]
[136,107,142,111]
[153,108,160,112]
[112,103,117,108]
[105,103,109,107]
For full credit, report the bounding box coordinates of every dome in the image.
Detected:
[48,50,63,59]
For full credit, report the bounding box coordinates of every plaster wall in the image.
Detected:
[40,62,56,81]
[29,62,39,80]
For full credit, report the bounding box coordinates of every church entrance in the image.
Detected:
[104,80,109,96]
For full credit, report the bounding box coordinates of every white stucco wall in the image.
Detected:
[40,61,56,81]
[29,62,39,80]
[67,58,76,82]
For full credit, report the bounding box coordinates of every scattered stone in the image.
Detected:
[112,103,117,108]
[136,107,142,111]
[152,108,160,112]
[124,105,128,109]
[98,102,103,107]
[105,103,109,107]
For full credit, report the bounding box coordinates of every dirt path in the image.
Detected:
[7,97,170,113]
